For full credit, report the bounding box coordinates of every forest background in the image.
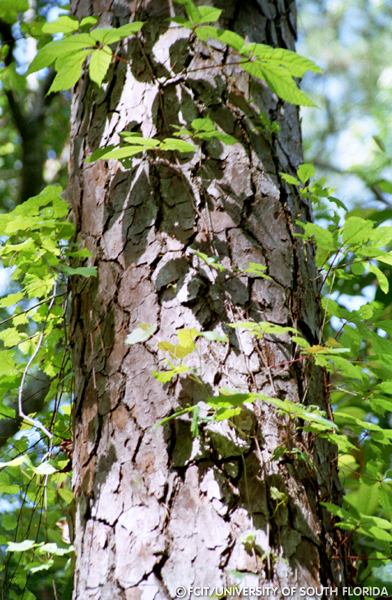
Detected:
[0,0,391,598]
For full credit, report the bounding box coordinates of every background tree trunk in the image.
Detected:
[69,1,351,597]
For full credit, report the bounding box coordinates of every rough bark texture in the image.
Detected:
[69,1,350,598]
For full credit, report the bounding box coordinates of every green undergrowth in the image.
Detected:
[0,0,391,596]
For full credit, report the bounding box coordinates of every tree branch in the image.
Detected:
[0,19,27,135]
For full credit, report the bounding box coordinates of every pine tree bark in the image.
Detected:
[69,1,351,598]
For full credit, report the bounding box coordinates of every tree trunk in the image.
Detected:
[69,1,351,598]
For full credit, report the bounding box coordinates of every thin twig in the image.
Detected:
[17,286,58,440]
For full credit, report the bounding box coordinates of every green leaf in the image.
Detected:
[361,526,392,543]
[0,0,28,24]
[120,133,160,148]
[243,43,321,76]
[27,42,60,73]
[341,216,374,246]
[34,462,57,476]
[0,327,23,347]
[80,16,98,28]
[88,145,146,161]
[196,6,222,24]
[89,47,112,86]
[373,135,386,152]
[126,323,157,345]
[200,330,228,343]
[230,320,298,338]
[174,0,201,23]
[159,327,197,358]
[37,543,73,556]
[243,262,271,279]
[280,172,300,186]
[29,561,54,574]
[49,50,92,93]
[209,28,245,51]
[0,291,24,308]
[42,16,79,35]
[7,540,36,553]
[159,138,195,153]
[195,26,244,51]
[57,487,74,504]
[361,515,392,530]
[60,266,97,277]
[156,405,195,425]
[243,62,316,106]
[152,364,191,383]
[0,350,17,376]
[191,250,226,271]
[28,34,95,74]
[369,264,389,294]
[90,22,144,44]
[177,328,199,346]
[297,162,315,184]
[300,222,335,250]
[187,118,237,144]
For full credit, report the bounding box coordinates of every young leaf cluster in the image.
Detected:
[28,17,144,91]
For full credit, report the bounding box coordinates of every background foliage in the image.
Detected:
[0,0,391,597]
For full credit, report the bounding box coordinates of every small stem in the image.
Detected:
[17,286,58,440]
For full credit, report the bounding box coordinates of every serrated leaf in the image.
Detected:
[300,222,335,250]
[90,22,144,44]
[211,28,245,51]
[126,323,157,345]
[60,266,97,277]
[191,117,215,131]
[174,0,200,22]
[159,138,195,153]
[200,330,228,343]
[341,216,374,246]
[28,41,59,73]
[0,327,23,347]
[0,350,17,376]
[297,162,315,184]
[369,264,389,294]
[245,62,316,107]
[243,43,321,75]
[194,26,245,52]
[80,16,98,28]
[89,47,112,86]
[159,340,195,359]
[0,291,24,308]
[152,364,191,383]
[196,6,222,24]
[58,487,74,504]
[0,484,20,494]
[49,50,92,93]
[7,540,36,552]
[120,133,160,148]
[0,0,28,24]
[191,250,226,271]
[28,34,95,75]
[304,345,350,355]
[243,262,270,279]
[88,145,146,161]
[177,328,199,346]
[34,462,57,476]
[37,543,73,556]
[280,172,300,186]
[42,16,79,35]
[29,560,54,574]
